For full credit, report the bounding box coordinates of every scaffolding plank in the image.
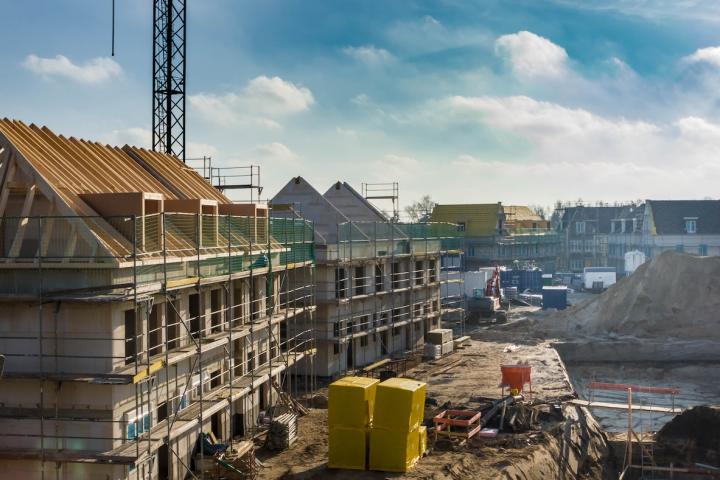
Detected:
[0,448,136,465]
[568,399,683,414]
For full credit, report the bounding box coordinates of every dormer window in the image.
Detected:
[685,218,697,234]
[575,221,585,234]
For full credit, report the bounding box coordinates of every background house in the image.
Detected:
[430,203,559,272]
[555,204,625,272]
[641,200,720,257]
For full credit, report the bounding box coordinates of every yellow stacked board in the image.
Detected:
[327,376,379,470]
[369,378,427,472]
[418,425,427,457]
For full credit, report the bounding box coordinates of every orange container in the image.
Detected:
[500,364,531,393]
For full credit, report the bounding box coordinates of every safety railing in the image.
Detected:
[332,221,464,261]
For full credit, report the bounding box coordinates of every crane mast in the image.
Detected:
[152,0,186,162]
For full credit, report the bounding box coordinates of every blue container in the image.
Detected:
[542,286,567,310]
[501,269,543,292]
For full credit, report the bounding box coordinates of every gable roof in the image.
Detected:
[270,176,351,244]
[647,200,720,235]
[323,181,389,222]
[429,204,500,237]
[0,119,245,262]
[124,146,228,203]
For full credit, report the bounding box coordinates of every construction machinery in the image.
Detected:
[466,267,508,323]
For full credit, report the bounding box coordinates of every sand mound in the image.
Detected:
[557,251,720,340]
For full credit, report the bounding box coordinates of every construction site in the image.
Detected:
[1,1,719,479]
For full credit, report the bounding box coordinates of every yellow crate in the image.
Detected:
[328,426,367,470]
[373,378,426,432]
[328,376,379,428]
[368,426,420,472]
[418,425,427,457]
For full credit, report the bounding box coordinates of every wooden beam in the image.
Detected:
[8,185,37,257]
[63,224,78,262]
[0,160,16,219]
[38,200,55,257]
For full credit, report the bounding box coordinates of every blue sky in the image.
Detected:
[3,0,720,210]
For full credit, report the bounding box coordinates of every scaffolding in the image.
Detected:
[361,183,399,221]
[0,212,316,479]
[309,221,464,375]
[187,157,263,202]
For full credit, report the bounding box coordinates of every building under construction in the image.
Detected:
[0,120,316,479]
[271,177,464,377]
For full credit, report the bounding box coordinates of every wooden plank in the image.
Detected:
[568,399,683,414]
[63,224,78,261]
[0,160,16,218]
[37,201,55,257]
[8,185,37,257]
[362,358,392,372]
[588,382,680,395]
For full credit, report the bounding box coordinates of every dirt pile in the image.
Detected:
[655,405,720,465]
[551,251,720,340]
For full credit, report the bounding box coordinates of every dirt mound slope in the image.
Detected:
[656,405,720,465]
[553,251,720,340]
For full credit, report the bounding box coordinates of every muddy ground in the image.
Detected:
[255,306,616,479]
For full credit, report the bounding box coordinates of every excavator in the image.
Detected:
[466,267,508,324]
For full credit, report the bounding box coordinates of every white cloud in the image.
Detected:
[351,93,371,106]
[22,54,122,84]
[187,142,219,159]
[414,94,720,202]
[343,45,395,67]
[445,95,658,143]
[386,15,491,55]
[370,154,420,179]
[683,46,720,67]
[101,127,151,147]
[189,76,314,128]
[494,31,569,79]
[252,142,299,163]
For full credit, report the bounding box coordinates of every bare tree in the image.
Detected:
[404,195,436,222]
[529,204,547,220]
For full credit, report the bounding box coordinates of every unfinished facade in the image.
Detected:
[271,178,463,377]
[0,120,315,479]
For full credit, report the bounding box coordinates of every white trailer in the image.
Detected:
[624,250,646,275]
[583,267,617,291]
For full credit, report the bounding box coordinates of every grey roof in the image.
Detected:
[560,206,625,234]
[614,203,644,220]
[323,181,389,222]
[270,176,351,244]
[648,200,720,235]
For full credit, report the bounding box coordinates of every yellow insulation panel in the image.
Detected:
[369,427,420,472]
[328,426,367,470]
[373,378,426,432]
[328,376,379,428]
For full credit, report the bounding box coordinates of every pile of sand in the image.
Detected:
[556,251,720,340]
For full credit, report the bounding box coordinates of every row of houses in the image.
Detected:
[557,200,720,272]
[429,200,720,274]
